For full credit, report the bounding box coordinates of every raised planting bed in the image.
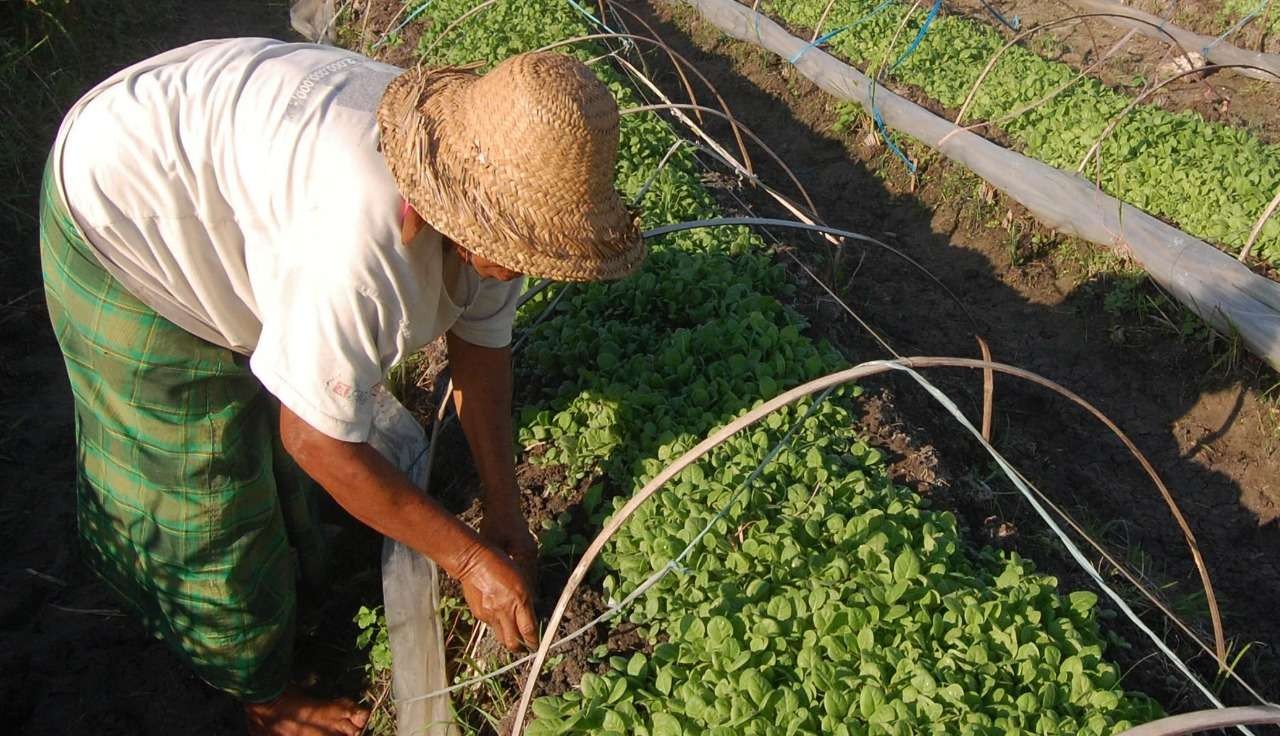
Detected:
[758,0,1280,266]
[356,1,1172,733]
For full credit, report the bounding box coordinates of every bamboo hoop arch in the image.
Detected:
[510,355,1227,732]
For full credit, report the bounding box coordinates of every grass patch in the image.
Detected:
[0,0,180,292]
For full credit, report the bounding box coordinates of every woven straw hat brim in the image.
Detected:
[377,55,645,282]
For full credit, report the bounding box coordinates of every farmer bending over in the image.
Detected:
[41,40,643,735]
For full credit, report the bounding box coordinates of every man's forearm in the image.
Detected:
[446,331,521,516]
[279,405,484,578]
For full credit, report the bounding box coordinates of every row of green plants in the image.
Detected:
[763,0,1280,265]
[373,1,1166,732]
[529,400,1163,735]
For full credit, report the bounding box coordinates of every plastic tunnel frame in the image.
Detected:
[669,0,1280,372]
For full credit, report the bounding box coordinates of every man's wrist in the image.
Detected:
[444,533,491,582]
[482,491,524,520]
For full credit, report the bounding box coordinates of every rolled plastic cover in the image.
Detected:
[367,392,458,736]
[678,0,1280,371]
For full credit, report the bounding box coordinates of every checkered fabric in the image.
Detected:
[39,161,329,702]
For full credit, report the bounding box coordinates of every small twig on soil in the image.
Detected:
[356,0,373,52]
[462,623,490,686]
[734,520,759,546]
[0,289,41,323]
[976,335,994,442]
[358,676,393,736]
[48,604,125,617]
[1,289,39,308]
[25,568,67,587]
[443,609,466,659]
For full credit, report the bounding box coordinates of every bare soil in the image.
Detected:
[342,0,431,67]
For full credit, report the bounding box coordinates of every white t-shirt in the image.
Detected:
[53,38,524,442]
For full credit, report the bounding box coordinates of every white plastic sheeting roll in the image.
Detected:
[367,392,458,736]
[675,0,1280,371]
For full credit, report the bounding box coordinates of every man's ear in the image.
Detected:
[400,202,427,246]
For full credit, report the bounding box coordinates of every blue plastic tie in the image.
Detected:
[872,101,916,172]
[865,0,941,172]
[977,0,1020,31]
[373,0,436,50]
[1203,0,1271,55]
[566,0,636,54]
[789,0,894,63]
[890,0,942,71]
[565,0,617,34]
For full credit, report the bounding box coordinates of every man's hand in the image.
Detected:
[455,541,539,652]
[480,509,539,591]
[445,332,539,590]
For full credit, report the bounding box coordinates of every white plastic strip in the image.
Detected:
[674,0,1280,372]
[367,394,457,735]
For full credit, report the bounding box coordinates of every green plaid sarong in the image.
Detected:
[38,161,329,702]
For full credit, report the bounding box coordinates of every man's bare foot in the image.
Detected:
[244,688,370,736]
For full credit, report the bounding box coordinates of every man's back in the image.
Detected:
[56,38,404,352]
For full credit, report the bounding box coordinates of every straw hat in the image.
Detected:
[377,52,645,282]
